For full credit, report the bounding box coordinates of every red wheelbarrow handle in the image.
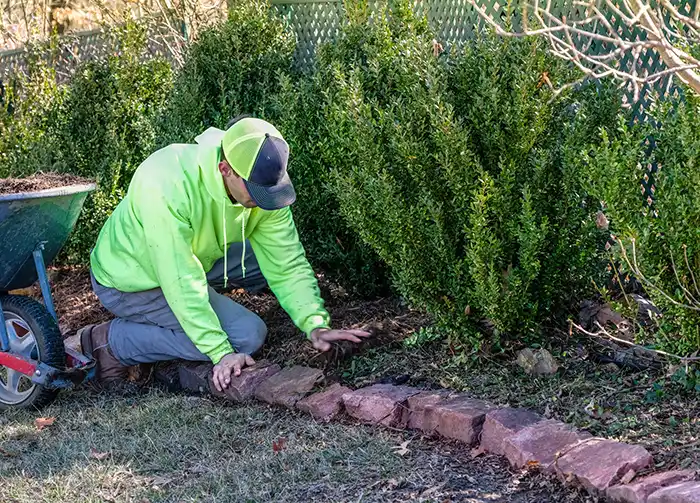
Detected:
[0,348,95,388]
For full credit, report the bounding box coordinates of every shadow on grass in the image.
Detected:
[0,388,592,503]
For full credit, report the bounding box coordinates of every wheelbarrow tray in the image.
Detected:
[0,183,96,292]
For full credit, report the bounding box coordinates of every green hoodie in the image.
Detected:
[90,130,330,364]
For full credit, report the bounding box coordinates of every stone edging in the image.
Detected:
[172,360,700,503]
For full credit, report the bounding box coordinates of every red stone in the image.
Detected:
[297,383,352,422]
[402,391,451,432]
[480,408,543,456]
[431,395,494,445]
[502,419,590,470]
[607,470,697,503]
[342,384,419,427]
[211,360,281,402]
[178,362,212,393]
[253,365,324,408]
[648,482,700,503]
[556,438,653,494]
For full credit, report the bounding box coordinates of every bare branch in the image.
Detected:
[468,0,700,97]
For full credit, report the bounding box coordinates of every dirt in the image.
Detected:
[0,173,92,195]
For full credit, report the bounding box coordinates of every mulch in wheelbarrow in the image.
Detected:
[0,173,92,195]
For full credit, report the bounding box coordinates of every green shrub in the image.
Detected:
[0,20,173,263]
[588,92,700,355]
[156,0,295,145]
[313,1,617,349]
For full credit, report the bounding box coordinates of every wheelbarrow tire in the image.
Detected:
[0,295,65,410]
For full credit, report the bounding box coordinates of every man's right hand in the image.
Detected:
[212,352,255,392]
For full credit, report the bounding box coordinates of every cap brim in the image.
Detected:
[243,172,296,211]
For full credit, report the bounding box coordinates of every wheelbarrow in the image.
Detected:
[0,181,97,410]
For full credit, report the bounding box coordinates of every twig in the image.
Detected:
[571,320,700,363]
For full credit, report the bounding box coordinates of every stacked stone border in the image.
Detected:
[173,360,700,503]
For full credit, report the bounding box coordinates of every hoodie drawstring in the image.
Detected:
[223,198,228,289]
[241,210,247,279]
[222,202,248,289]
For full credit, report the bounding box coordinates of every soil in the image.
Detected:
[0,173,93,195]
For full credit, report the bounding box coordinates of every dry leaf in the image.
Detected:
[620,469,636,484]
[526,460,540,470]
[89,448,110,461]
[392,440,411,456]
[470,446,486,458]
[151,475,174,487]
[34,417,56,430]
[272,437,287,453]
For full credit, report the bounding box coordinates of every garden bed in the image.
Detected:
[39,267,700,474]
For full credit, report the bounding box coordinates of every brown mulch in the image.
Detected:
[38,268,428,370]
[0,173,93,195]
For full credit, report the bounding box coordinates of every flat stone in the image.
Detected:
[648,482,700,503]
[503,419,590,471]
[253,366,324,408]
[607,470,697,503]
[342,384,419,427]
[556,438,653,494]
[297,383,351,422]
[480,408,543,456]
[211,360,281,402]
[178,362,213,394]
[402,391,451,432]
[432,395,494,445]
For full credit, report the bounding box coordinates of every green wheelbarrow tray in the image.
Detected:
[0,183,96,291]
[0,182,97,410]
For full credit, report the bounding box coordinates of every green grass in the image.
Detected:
[0,389,592,503]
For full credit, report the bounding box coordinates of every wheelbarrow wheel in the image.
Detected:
[0,295,65,410]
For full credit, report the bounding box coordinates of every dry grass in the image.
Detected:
[0,389,594,503]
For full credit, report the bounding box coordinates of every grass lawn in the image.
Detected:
[0,389,594,503]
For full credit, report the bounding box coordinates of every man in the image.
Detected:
[81,116,369,392]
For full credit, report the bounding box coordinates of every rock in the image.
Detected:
[503,419,590,471]
[480,408,543,456]
[342,384,419,427]
[253,365,324,408]
[607,470,697,503]
[297,383,351,422]
[516,348,559,376]
[431,395,494,445]
[178,362,212,394]
[648,481,700,503]
[556,438,653,494]
[212,360,281,402]
[402,391,451,432]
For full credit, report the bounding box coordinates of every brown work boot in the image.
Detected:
[79,321,128,385]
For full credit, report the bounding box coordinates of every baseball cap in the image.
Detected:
[221,117,296,211]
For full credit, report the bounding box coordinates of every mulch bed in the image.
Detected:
[0,173,93,195]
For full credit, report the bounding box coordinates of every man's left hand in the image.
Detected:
[310,328,371,352]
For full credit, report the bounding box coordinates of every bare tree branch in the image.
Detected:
[467,0,700,97]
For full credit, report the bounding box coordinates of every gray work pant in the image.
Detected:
[91,241,268,366]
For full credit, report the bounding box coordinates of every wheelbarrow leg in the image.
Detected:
[33,244,58,323]
[0,297,9,352]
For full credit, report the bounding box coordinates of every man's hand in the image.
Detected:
[212,352,255,392]
[310,328,371,352]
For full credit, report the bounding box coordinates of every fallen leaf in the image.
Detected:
[392,440,411,456]
[34,417,56,431]
[89,448,110,461]
[526,460,540,470]
[620,469,636,484]
[0,446,17,457]
[470,446,486,458]
[272,437,287,453]
[151,475,174,487]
